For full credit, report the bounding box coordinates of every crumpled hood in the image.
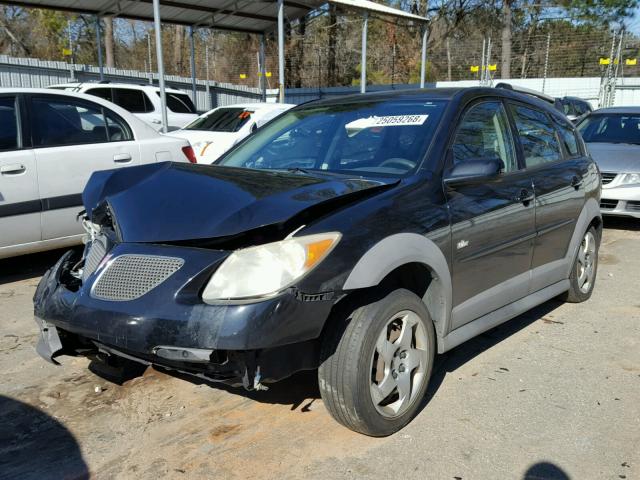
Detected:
[586,142,640,172]
[83,162,395,243]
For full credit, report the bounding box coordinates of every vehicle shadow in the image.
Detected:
[603,216,640,231]
[523,461,571,479]
[422,299,562,408]
[0,248,76,286]
[159,298,562,414]
[0,395,90,480]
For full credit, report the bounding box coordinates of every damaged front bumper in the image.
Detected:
[33,244,335,389]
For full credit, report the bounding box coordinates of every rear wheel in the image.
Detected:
[561,226,599,303]
[318,289,435,436]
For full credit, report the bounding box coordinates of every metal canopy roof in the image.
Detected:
[2,1,325,33]
[1,0,426,33]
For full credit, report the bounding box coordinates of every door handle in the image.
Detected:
[571,176,583,189]
[113,153,132,163]
[513,189,534,205]
[151,119,162,124]
[0,164,26,175]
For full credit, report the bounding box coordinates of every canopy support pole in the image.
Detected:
[95,15,104,81]
[277,0,285,103]
[360,12,368,93]
[189,25,197,110]
[152,0,168,132]
[260,34,267,102]
[420,25,427,88]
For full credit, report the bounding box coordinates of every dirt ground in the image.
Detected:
[1,218,639,480]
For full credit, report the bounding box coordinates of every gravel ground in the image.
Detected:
[0,218,638,480]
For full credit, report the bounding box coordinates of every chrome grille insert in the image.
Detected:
[91,255,184,301]
[601,172,617,185]
[83,237,108,282]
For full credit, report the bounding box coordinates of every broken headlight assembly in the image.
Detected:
[202,232,341,303]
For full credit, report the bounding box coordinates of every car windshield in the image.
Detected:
[216,99,447,177]
[184,108,252,132]
[578,113,640,144]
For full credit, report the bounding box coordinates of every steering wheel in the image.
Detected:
[379,157,416,170]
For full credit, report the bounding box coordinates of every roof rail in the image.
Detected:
[495,82,555,105]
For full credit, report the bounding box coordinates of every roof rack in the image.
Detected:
[495,82,556,105]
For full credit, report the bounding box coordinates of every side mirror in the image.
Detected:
[443,156,504,187]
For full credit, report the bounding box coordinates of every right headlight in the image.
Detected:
[202,232,341,303]
[618,173,640,186]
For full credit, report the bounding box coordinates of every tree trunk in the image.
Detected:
[173,25,184,75]
[104,16,115,68]
[327,4,337,86]
[500,0,512,79]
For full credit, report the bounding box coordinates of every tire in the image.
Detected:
[560,225,599,303]
[318,288,435,436]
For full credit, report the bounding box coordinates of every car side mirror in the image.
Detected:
[443,156,504,187]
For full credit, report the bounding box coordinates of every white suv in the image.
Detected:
[0,88,194,259]
[49,82,199,131]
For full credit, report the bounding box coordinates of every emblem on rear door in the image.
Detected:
[457,239,469,250]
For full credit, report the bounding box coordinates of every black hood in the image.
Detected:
[83,162,396,243]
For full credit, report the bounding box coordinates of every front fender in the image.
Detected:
[343,232,452,351]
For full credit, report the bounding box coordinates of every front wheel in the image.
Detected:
[318,289,435,436]
[561,226,599,303]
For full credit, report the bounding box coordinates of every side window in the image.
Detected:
[0,96,19,151]
[554,119,580,157]
[510,104,562,167]
[113,89,150,113]
[161,92,197,114]
[452,101,518,173]
[85,87,113,103]
[105,110,133,142]
[31,97,132,147]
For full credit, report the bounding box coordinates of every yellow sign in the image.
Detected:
[257,72,273,77]
[626,58,637,66]
[470,65,479,73]
[488,64,497,71]
[239,73,247,79]
[599,58,610,65]
[62,48,72,56]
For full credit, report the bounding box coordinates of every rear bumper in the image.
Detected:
[33,246,335,386]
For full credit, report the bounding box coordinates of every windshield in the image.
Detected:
[216,99,447,176]
[578,114,640,144]
[185,108,252,132]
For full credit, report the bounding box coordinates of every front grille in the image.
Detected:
[601,172,617,185]
[91,255,184,301]
[627,201,640,212]
[82,237,108,281]
[600,199,619,209]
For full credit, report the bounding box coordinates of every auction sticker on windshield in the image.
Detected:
[346,114,429,136]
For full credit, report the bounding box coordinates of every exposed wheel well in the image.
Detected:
[321,262,447,352]
[588,216,603,239]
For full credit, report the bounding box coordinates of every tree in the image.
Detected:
[104,16,115,67]
[501,0,513,78]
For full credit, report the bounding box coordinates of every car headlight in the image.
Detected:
[192,141,212,157]
[202,232,341,303]
[618,173,640,186]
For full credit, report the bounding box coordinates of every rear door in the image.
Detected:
[508,102,586,292]
[28,94,141,240]
[446,99,536,330]
[0,94,40,250]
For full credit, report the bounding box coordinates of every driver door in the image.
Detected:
[446,100,536,329]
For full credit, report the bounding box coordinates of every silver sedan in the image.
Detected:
[578,107,640,219]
